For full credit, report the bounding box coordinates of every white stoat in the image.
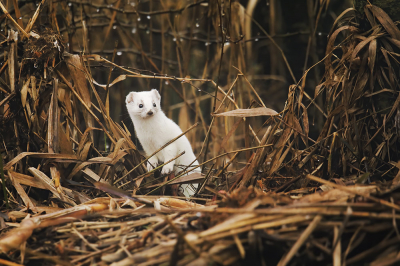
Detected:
[126,89,199,197]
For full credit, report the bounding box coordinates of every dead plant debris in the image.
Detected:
[0,1,399,265]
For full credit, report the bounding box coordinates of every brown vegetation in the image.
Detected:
[0,0,399,265]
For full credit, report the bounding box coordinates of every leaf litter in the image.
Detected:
[0,1,399,266]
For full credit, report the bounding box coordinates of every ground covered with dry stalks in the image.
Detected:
[0,0,400,265]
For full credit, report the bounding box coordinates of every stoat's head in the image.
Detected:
[126,89,161,119]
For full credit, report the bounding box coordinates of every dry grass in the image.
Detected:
[0,0,399,265]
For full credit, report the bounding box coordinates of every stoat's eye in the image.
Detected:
[153,103,156,107]
[139,104,143,108]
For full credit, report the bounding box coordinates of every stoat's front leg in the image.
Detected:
[160,145,178,175]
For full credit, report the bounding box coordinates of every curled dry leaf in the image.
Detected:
[214,107,278,117]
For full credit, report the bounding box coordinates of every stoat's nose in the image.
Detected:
[147,110,153,116]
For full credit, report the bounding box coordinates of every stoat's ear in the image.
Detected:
[151,89,161,101]
[126,92,136,104]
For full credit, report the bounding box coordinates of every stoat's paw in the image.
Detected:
[147,162,154,172]
[161,164,174,175]
[147,158,158,172]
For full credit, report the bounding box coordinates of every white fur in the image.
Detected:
[126,89,199,197]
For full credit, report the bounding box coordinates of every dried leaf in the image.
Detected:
[352,72,369,102]
[65,55,91,107]
[214,107,278,117]
[368,39,377,76]
[367,5,400,40]
[158,197,204,209]
[8,171,47,190]
[351,35,379,62]
[8,172,37,212]
[27,167,62,199]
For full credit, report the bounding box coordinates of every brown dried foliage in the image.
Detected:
[0,1,399,265]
